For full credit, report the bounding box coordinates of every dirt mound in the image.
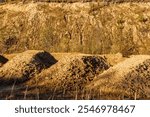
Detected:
[0,50,57,85]
[0,55,8,67]
[33,54,109,97]
[86,55,150,99]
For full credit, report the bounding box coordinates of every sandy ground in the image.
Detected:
[0,50,150,100]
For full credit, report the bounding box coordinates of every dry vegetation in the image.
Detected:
[0,1,150,100]
[1,2,150,56]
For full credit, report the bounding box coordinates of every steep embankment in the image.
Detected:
[0,2,150,55]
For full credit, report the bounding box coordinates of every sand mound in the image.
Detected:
[86,55,150,99]
[35,55,109,93]
[0,50,57,85]
[0,55,8,67]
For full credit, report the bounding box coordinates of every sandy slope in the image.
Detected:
[86,55,150,99]
[0,51,150,99]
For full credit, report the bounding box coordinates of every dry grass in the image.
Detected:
[0,2,150,56]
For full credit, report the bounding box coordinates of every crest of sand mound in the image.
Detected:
[86,55,150,99]
[0,55,8,67]
[33,54,110,94]
[0,50,57,85]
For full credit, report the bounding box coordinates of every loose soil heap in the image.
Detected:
[86,55,150,99]
[32,55,110,97]
[0,50,57,85]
